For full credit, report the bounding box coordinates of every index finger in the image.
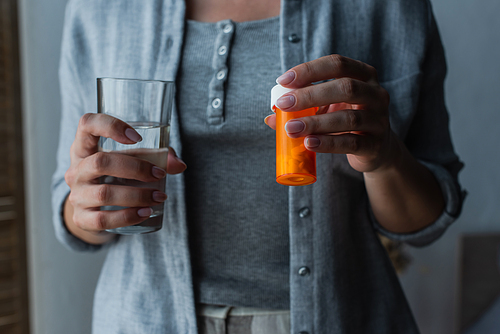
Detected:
[277,54,378,88]
[72,113,142,159]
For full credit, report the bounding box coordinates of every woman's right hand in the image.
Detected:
[63,113,187,244]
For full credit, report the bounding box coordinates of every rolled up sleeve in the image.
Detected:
[373,4,466,247]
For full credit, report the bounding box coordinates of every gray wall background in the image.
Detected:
[399,0,500,333]
[18,1,106,334]
[17,0,500,333]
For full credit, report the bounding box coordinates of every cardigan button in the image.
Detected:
[288,33,301,43]
[298,266,310,276]
[298,207,311,218]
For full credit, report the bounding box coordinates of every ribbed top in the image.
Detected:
[176,16,290,309]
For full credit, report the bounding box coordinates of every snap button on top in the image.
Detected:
[298,266,310,276]
[223,24,233,33]
[216,70,226,80]
[298,207,311,218]
[212,98,222,109]
[218,45,227,55]
[288,34,300,43]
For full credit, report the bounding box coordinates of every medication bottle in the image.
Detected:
[271,84,318,186]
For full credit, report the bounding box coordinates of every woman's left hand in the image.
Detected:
[265,54,397,173]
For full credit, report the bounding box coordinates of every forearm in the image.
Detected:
[63,196,115,245]
[363,137,445,234]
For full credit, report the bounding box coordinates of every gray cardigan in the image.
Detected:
[51,0,464,333]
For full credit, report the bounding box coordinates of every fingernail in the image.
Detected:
[276,95,296,109]
[264,115,272,126]
[174,156,185,164]
[174,156,187,169]
[153,191,167,202]
[138,207,153,217]
[306,136,321,148]
[125,128,142,142]
[152,166,166,179]
[285,120,305,134]
[276,71,296,85]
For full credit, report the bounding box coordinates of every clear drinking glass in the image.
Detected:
[97,78,174,235]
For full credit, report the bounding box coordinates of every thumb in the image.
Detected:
[167,147,187,174]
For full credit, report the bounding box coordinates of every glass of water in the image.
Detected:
[97,78,174,235]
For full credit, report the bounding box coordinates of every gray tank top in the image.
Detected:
[176,16,290,309]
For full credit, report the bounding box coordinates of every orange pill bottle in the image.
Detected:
[271,84,318,186]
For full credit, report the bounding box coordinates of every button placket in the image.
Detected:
[289,183,314,333]
[206,20,234,125]
[283,5,312,331]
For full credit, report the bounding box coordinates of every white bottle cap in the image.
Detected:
[270,84,295,111]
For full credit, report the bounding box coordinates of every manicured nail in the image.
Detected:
[138,208,153,217]
[285,120,305,134]
[276,95,296,109]
[125,128,142,142]
[152,166,166,179]
[264,115,272,126]
[153,191,167,202]
[306,136,321,148]
[174,156,187,169]
[276,71,296,85]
